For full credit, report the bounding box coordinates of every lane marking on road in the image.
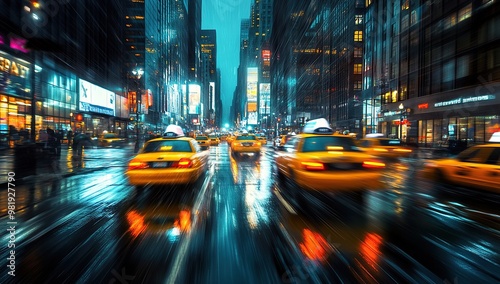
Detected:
[273,188,297,215]
[165,163,214,284]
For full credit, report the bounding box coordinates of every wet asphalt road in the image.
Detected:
[0,143,499,283]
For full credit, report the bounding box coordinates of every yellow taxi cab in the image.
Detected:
[125,205,192,238]
[208,134,220,146]
[126,125,209,189]
[422,143,500,193]
[226,133,236,146]
[195,135,210,150]
[230,133,262,157]
[97,132,126,148]
[358,137,413,159]
[256,133,267,145]
[275,118,386,193]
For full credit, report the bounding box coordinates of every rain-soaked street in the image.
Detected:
[1,142,499,283]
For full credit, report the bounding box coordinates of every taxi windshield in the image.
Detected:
[142,140,193,153]
[236,135,256,140]
[379,139,401,146]
[196,136,208,140]
[302,136,361,152]
[103,133,117,139]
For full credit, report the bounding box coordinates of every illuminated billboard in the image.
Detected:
[209,81,215,110]
[79,79,115,116]
[247,67,258,102]
[248,112,258,125]
[259,83,270,115]
[188,83,201,114]
[247,67,258,124]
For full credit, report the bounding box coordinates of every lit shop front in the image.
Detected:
[76,79,116,136]
[379,88,500,147]
[0,51,33,147]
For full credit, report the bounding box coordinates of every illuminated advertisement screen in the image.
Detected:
[114,95,129,119]
[247,67,258,102]
[0,51,31,97]
[188,84,201,114]
[248,112,258,125]
[259,83,270,114]
[247,102,257,112]
[209,81,215,110]
[79,79,116,116]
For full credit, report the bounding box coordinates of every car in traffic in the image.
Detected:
[97,132,126,148]
[357,137,413,159]
[195,135,210,150]
[274,134,295,148]
[256,133,267,145]
[230,133,262,157]
[126,125,210,189]
[208,134,220,146]
[422,143,500,192]
[275,118,386,199]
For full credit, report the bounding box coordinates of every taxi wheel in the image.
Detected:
[134,185,144,191]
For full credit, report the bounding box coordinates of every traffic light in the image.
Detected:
[75,113,83,122]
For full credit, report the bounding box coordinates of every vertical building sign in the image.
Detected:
[247,67,258,125]
[188,84,201,114]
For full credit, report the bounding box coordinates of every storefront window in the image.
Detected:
[485,115,500,141]
[426,119,433,144]
[434,119,442,146]
[418,120,425,145]
[458,117,468,141]
[448,117,457,140]
[475,116,485,143]
[467,117,475,144]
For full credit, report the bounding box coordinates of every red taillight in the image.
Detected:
[362,160,386,169]
[173,158,193,168]
[301,161,325,171]
[128,160,149,170]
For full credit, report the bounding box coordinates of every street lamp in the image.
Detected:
[132,68,144,153]
[398,103,404,140]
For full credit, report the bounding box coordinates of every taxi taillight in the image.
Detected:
[362,160,386,169]
[173,158,193,168]
[128,160,149,170]
[301,161,325,171]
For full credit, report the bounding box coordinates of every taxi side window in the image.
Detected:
[191,140,201,152]
[284,137,298,152]
[457,148,481,162]
[485,148,500,165]
[360,140,370,147]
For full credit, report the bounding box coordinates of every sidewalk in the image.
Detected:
[0,145,135,185]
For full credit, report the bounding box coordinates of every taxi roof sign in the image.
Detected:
[303,118,333,134]
[163,124,185,138]
[489,132,500,143]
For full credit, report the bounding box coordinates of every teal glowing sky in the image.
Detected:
[202,0,251,125]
